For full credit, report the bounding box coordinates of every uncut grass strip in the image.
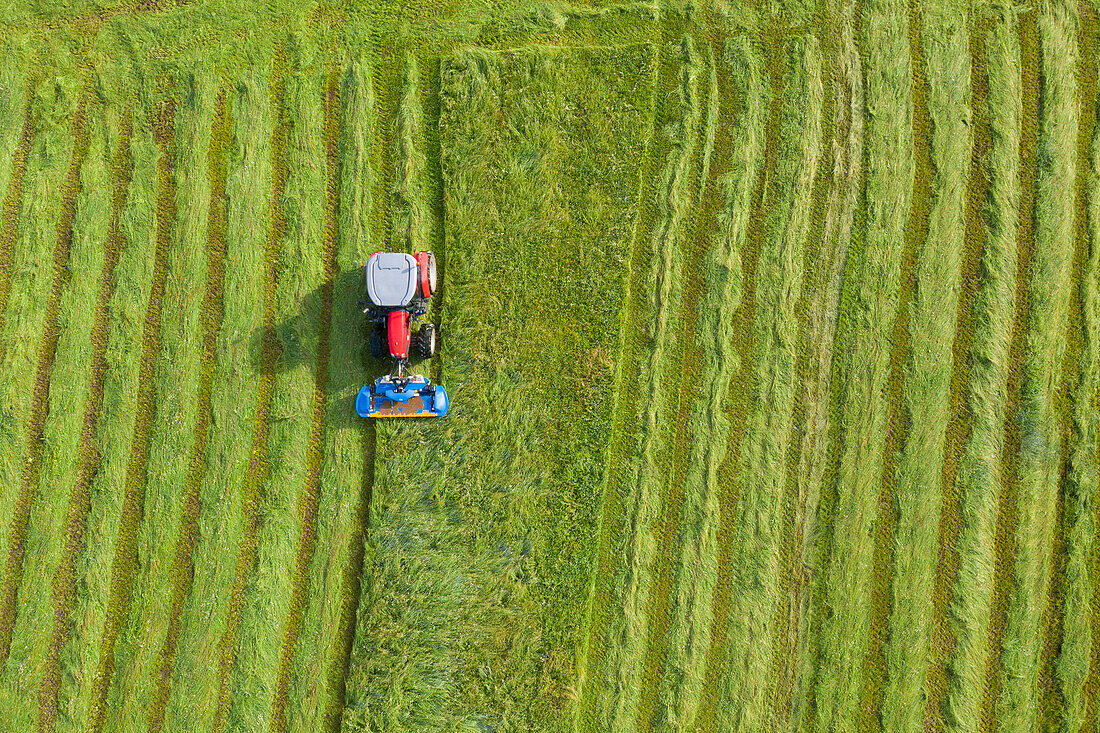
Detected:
[943,5,1022,732]
[596,34,700,733]
[995,1,1079,729]
[100,68,217,733]
[391,54,428,254]
[225,55,327,733]
[1054,45,1100,733]
[882,0,971,728]
[163,66,272,733]
[810,0,914,724]
[52,99,162,733]
[0,72,80,623]
[713,34,823,733]
[0,92,120,727]
[0,57,28,313]
[652,33,767,733]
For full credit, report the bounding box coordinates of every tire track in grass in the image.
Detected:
[53,95,166,733]
[0,72,84,663]
[714,34,823,733]
[994,1,1079,730]
[163,65,273,733]
[0,91,121,729]
[224,46,327,733]
[99,69,218,733]
[787,0,863,724]
[0,59,30,325]
[942,5,1022,732]
[810,0,913,724]
[881,0,971,729]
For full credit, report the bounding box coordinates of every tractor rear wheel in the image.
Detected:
[369,326,386,358]
[418,324,437,359]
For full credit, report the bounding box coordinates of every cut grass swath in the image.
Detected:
[100,68,216,733]
[881,0,970,728]
[714,33,823,733]
[391,54,428,254]
[0,55,28,308]
[163,66,272,733]
[653,33,767,733]
[0,92,120,728]
[52,98,163,733]
[995,1,1079,730]
[225,53,327,733]
[943,5,1021,731]
[811,0,913,725]
[0,71,80,615]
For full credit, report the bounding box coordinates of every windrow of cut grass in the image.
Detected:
[344,44,655,732]
[391,54,428,253]
[653,32,768,733]
[714,33,823,733]
[0,56,28,311]
[943,5,1022,732]
[52,95,164,733]
[0,90,120,728]
[226,50,327,733]
[0,70,80,622]
[596,35,699,733]
[163,66,272,733]
[100,68,216,733]
[881,0,970,728]
[1056,50,1100,733]
[811,0,913,725]
[995,1,1079,730]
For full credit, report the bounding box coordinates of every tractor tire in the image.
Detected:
[369,326,386,359]
[426,253,438,295]
[418,323,437,359]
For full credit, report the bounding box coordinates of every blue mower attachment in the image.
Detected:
[356,373,449,418]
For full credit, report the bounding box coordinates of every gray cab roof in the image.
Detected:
[366,252,418,307]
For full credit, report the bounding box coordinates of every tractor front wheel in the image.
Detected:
[417,324,437,359]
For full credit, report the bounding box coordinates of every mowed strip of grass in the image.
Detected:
[163,65,272,733]
[0,56,28,298]
[53,97,163,733]
[882,0,970,728]
[944,4,1021,731]
[715,33,823,732]
[995,1,1079,730]
[342,44,655,732]
[101,68,216,733]
[226,51,328,733]
[654,33,767,733]
[0,70,79,611]
[0,93,120,727]
[811,0,913,725]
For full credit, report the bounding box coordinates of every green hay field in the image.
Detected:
[0,0,1098,731]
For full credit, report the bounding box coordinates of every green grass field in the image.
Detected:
[0,0,1098,731]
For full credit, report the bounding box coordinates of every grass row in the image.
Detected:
[714,34,823,732]
[881,0,970,728]
[942,4,1022,731]
[225,50,328,733]
[596,35,699,733]
[0,57,28,312]
[653,33,767,733]
[995,1,1079,730]
[0,92,120,728]
[163,66,272,733]
[390,55,428,253]
[100,68,216,733]
[811,0,913,724]
[0,71,80,624]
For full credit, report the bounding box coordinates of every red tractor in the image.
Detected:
[356,251,448,418]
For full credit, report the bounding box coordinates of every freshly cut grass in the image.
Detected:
[0,56,28,304]
[995,1,1079,730]
[0,94,120,728]
[342,43,654,732]
[163,66,272,733]
[0,71,79,605]
[1056,51,1100,733]
[52,99,162,733]
[881,0,970,728]
[596,35,699,733]
[101,68,216,733]
[944,6,1021,731]
[225,53,327,733]
[654,34,767,733]
[391,54,428,253]
[714,34,823,732]
[811,0,913,726]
